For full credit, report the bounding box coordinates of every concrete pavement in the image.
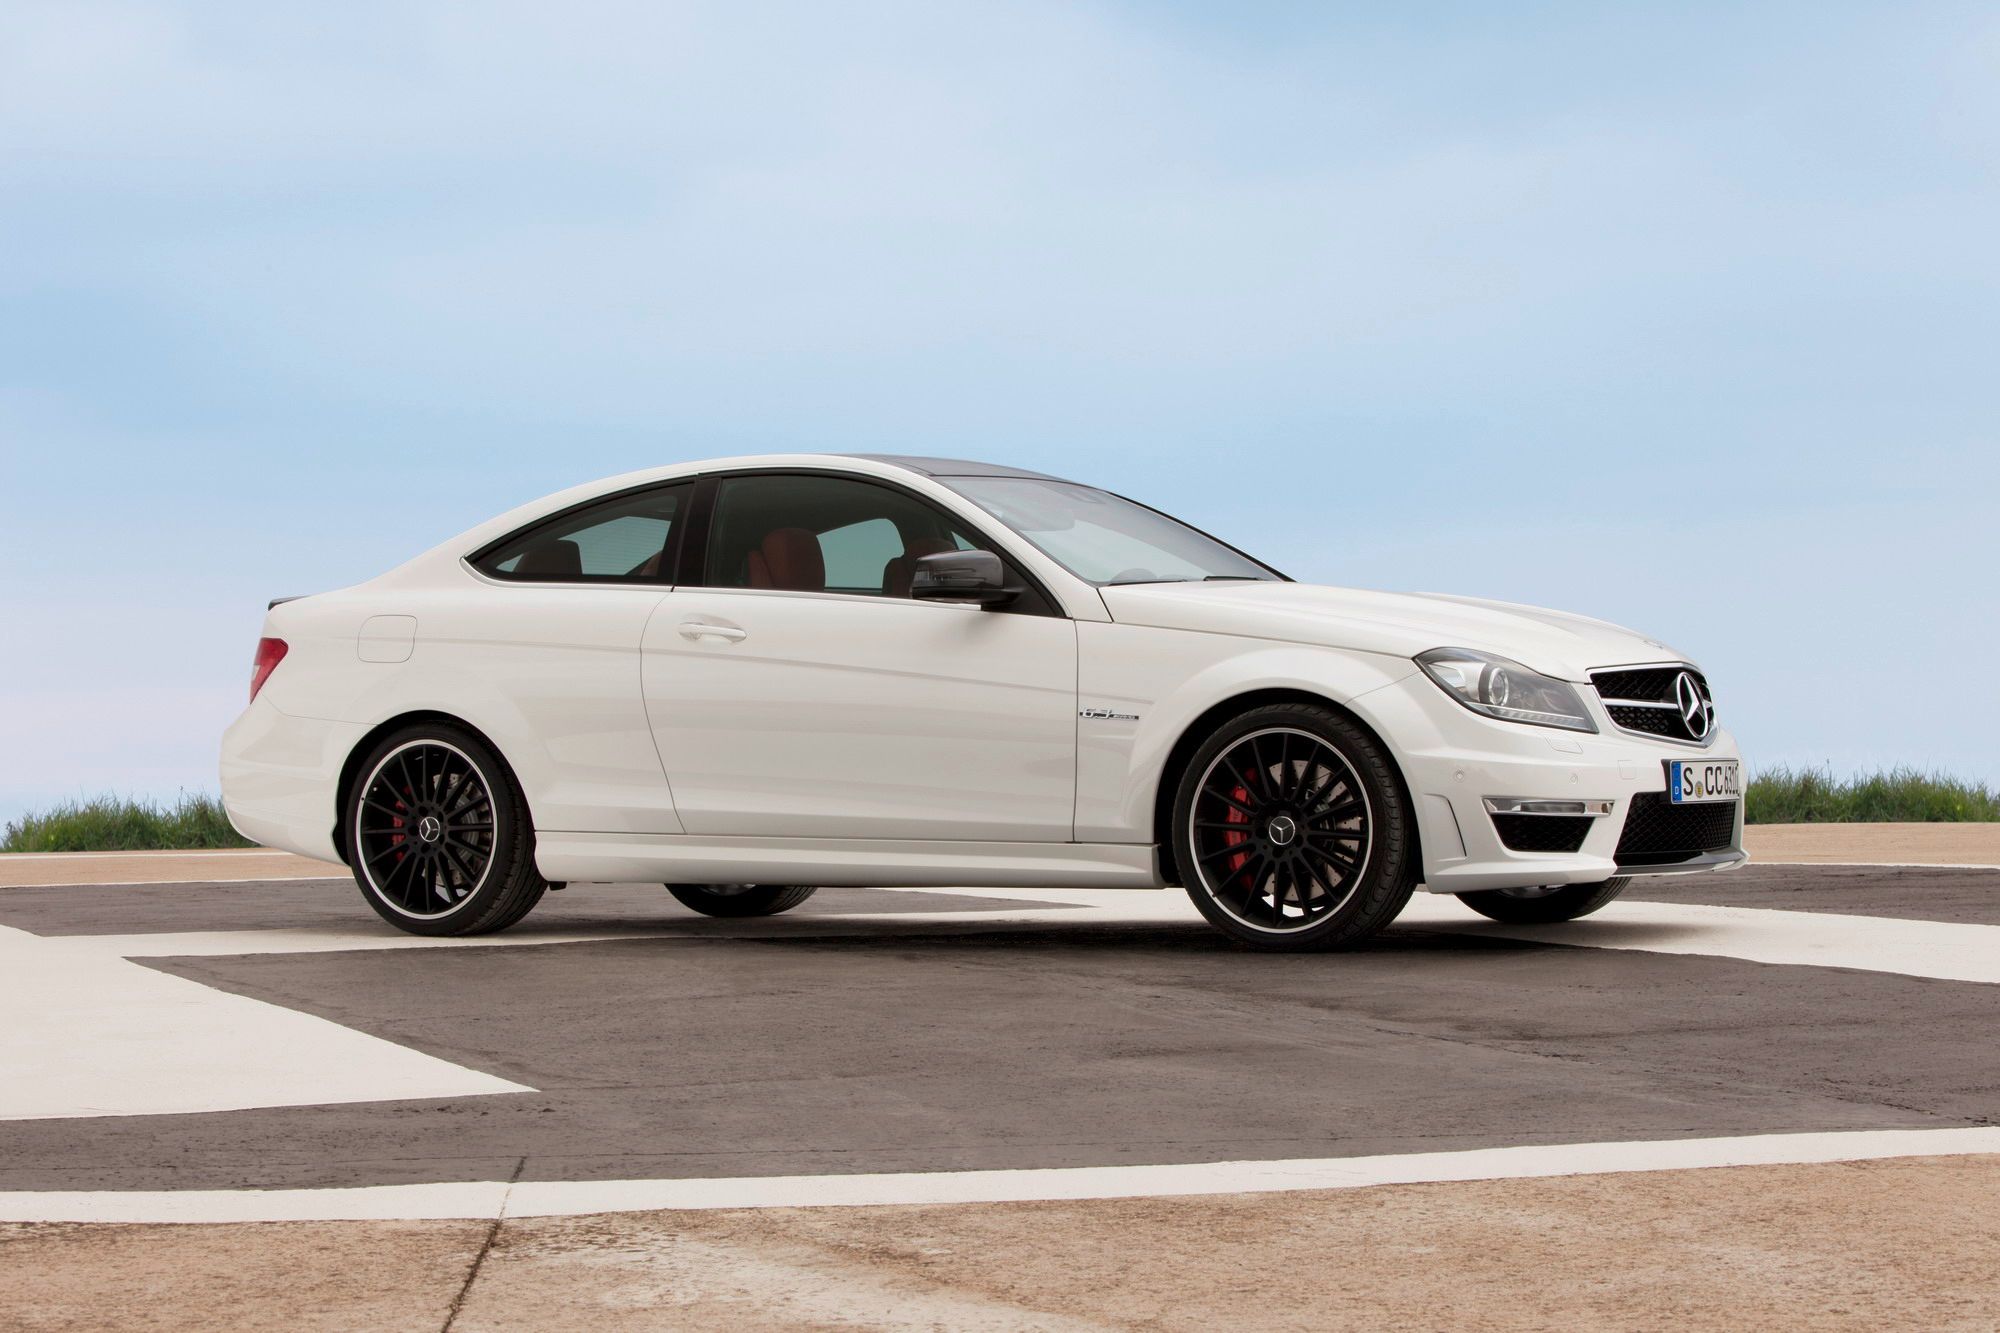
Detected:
[1,828,1995,1328]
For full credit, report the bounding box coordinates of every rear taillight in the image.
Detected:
[250,637,289,703]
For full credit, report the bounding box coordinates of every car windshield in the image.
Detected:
[945,477,1283,586]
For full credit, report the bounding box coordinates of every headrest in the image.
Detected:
[517,538,583,578]
[749,527,824,592]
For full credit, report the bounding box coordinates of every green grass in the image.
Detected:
[1746,766,2000,824]
[1,793,254,853]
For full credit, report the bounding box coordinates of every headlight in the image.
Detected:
[1416,648,1598,733]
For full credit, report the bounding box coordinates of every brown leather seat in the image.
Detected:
[881,537,956,598]
[516,538,583,578]
[746,528,825,592]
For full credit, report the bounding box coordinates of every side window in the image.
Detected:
[704,473,979,598]
[475,484,691,583]
[819,518,904,591]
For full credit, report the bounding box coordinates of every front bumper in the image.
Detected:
[1353,671,1747,894]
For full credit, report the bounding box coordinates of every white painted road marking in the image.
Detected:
[0,875,340,888]
[0,924,531,1121]
[0,850,305,861]
[95,925,704,957]
[3,1127,1995,1224]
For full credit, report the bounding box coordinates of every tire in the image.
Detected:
[343,724,547,937]
[1170,702,1417,951]
[667,884,819,918]
[1456,877,1631,924]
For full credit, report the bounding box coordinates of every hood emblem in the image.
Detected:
[1674,671,1715,742]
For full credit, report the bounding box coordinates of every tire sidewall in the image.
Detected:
[667,884,818,918]
[1171,704,1414,950]
[1458,876,1631,924]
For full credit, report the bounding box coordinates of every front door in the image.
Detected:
[641,471,1077,842]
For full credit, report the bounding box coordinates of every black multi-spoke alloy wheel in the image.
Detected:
[1457,877,1630,924]
[1171,703,1416,951]
[344,725,547,936]
[667,884,819,918]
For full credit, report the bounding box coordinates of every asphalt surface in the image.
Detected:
[1627,863,2000,923]
[2,865,1995,1196]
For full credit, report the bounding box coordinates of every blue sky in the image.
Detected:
[2,0,1996,824]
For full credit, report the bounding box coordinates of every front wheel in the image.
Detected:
[1456,878,1631,924]
[667,884,819,918]
[1171,703,1417,951]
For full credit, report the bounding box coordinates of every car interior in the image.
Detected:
[707,475,973,597]
[483,472,1048,605]
[483,487,688,582]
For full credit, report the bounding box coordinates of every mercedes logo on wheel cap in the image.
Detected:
[416,815,444,844]
[1675,671,1715,742]
[1265,815,1299,847]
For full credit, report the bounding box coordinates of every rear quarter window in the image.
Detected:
[473,483,691,583]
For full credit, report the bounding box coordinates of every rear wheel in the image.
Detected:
[1457,878,1630,924]
[1171,703,1417,951]
[667,884,819,918]
[344,725,546,936]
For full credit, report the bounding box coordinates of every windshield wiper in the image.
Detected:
[1105,575,1271,586]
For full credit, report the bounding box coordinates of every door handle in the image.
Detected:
[678,620,747,643]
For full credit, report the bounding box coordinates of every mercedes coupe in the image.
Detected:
[220,454,1745,950]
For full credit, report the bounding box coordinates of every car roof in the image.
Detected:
[846,454,1073,482]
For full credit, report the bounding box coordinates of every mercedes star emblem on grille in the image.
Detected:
[1674,671,1715,742]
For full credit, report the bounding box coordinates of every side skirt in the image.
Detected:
[534,833,1165,889]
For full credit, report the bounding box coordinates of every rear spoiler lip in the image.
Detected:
[267,595,308,610]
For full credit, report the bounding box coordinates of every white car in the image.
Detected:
[221,454,1745,950]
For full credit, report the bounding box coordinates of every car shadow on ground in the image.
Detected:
[421,913,1554,959]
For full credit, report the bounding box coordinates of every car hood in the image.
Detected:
[1096,582,1691,681]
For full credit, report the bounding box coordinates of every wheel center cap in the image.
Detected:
[416,815,443,844]
[1265,814,1298,847]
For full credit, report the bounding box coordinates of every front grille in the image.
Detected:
[1592,666,1686,700]
[1492,813,1593,854]
[1606,704,1689,739]
[1615,793,1737,867]
[1592,665,1715,744]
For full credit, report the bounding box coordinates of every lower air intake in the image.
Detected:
[1615,793,1738,867]
[1492,814,1594,854]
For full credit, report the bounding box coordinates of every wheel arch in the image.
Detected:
[330,710,531,865]
[1150,688,1421,887]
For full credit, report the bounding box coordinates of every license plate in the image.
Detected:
[1668,758,1740,804]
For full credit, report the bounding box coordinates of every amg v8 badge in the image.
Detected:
[1079,707,1140,722]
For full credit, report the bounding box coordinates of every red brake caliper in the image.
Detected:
[1223,784,1251,880]
[390,789,409,866]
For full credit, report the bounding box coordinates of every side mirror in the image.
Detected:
[910,550,1020,607]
